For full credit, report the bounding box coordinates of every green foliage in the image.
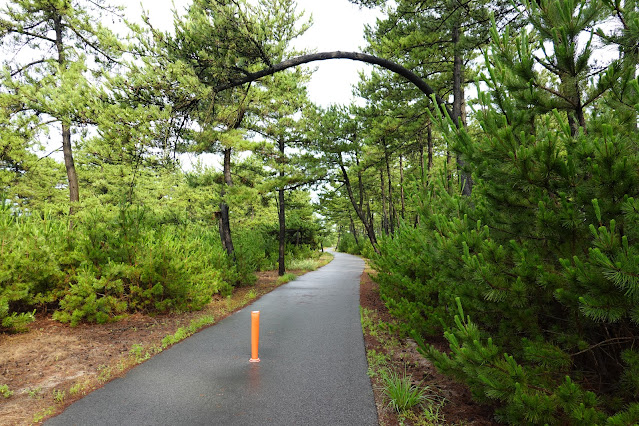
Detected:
[276,273,296,285]
[233,228,276,279]
[52,388,66,403]
[371,1,639,423]
[419,299,606,424]
[286,258,316,271]
[160,316,215,349]
[337,233,375,257]
[0,204,66,332]
[0,201,239,327]
[0,384,13,398]
[52,205,233,325]
[379,368,434,413]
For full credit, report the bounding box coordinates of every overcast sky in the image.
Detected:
[130,0,381,107]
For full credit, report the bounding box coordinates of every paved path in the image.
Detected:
[46,251,377,425]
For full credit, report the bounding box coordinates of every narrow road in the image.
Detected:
[46,251,377,425]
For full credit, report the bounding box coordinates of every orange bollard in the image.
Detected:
[249,310,260,363]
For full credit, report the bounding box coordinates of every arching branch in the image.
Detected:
[212,51,453,121]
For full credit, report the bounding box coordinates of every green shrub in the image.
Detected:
[276,273,296,285]
[0,206,66,332]
[286,258,316,271]
[0,384,13,399]
[379,368,433,413]
[372,10,639,420]
[53,207,232,325]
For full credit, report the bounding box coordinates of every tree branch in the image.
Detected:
[212,51,453,121]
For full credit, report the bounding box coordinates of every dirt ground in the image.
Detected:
[1,257,496,425]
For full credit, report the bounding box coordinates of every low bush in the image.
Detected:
[1,203,238,328]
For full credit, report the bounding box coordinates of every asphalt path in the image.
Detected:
[46,250,377,426]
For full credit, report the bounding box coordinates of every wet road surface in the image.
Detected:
[46,250,377,425]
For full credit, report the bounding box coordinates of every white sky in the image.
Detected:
[129,0,381,107]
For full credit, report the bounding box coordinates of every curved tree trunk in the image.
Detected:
[213,51,451,119]
[338,157,379,254]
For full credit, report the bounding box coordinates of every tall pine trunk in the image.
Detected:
[384,148,395,234]
[419,133,425,188]
[54,13,80,214]
[218,109,246,259]
[380,170,389,235]
[219,147,235,259]
[349,215,359,245]
[427,124,433,178]
[399,154,405,220]
[338,155,379,253]
[452,23,472,197]
[277,138,286,276]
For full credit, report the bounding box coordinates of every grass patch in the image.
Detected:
[52,388,66,404]
[316,252,334,267]
[24,386,42,399]
[33,406,55,423]
[366,349,389,378]
[276,273,297,285]
[287,258,317,271]
[0,384,13,398]
[161,315,215,349]
[361,292,448,425]
[380,368,434,412]
[68,381,88,396]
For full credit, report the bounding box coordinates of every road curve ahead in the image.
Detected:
[46,250,377,426]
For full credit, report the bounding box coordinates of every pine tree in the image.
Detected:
[373,0,639,423]
[249,69,313,275]
[131,0,309,258]
[0,0,122,213]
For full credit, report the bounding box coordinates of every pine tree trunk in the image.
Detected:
[427,124,433,177]
[356,153,365,208]
[399,154,405,220]
[452,23,473,197]
[380,170,389,235]
[62,124,79,205]
[219,147,235,259]
[278,186,285,276]
[384,149,395,234]
[419,133,425,188]
[218,109,246,260]
[349,215,359,245]
[54,13,80,215]
[277,139,286,276]
[338,156,379,253]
